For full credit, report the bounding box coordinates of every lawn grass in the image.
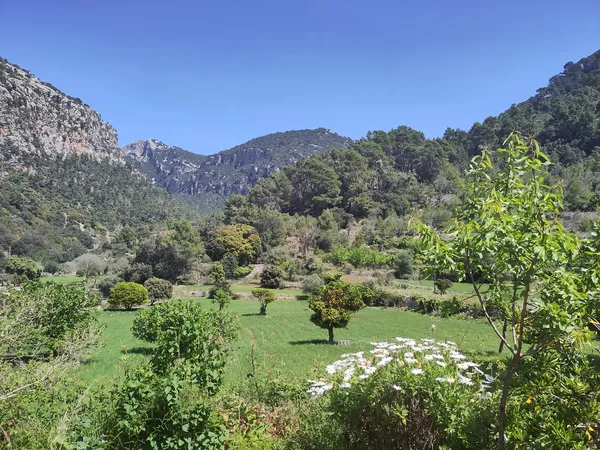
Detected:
[79,296,502,390]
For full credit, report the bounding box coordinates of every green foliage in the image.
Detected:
[216,224,262,265]
[308,279,365,342]
[251,288,276,315]
[393,249,413,278]
[4,255,42,282]
[108,281,148,309]
[221,252,238,279]
[98,275,122,298]
[121,262,153,284]
[301,274,324,295]
[144,277,173,304]
[260,265,283,289]
[209,261,226,284]
[131,300,237,388]
[328,245,392,269]
[212,288,233,311]
[69,300,237,449]
[434,278,453,295]
[232,265,253,279]
[413,134,599,449]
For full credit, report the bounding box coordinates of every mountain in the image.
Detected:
[0,56,199,269]
[122,128,351,204]
[0,57,118,162]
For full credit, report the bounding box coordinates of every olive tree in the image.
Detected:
[412,134,597,449]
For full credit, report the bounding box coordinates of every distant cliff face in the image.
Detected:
[122,128,351,198]
[0,57,119,162]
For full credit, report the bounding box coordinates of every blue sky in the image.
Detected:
[2,0,599,154]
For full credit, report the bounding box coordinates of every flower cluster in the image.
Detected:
[307,337,494,399]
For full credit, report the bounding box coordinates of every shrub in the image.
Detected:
[121,262,153,284]
[108,281,148,309]
[301,274,324,295]
[299,337,497,450]
[435,278,453,295]
[209,261,226,284]
[260,265,283,289]
[440,296,464,317]
[5,256,42,282]
[98,275,121,298]
[144,277,173,304]
[252,288,276,315]
[221,252,238,279]
[233,265,253,279]
[416,296,440,313]
[393,249,413,278]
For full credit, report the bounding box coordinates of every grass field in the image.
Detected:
[79,295,502,390]
[42,275,86,283]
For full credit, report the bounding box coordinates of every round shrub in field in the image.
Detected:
[108,281,148,309]
[144,277,173,304]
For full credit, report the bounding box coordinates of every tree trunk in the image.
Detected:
[498,318,508,353]
[260,303,266,315]
[328,327,334,343]
[498,354,519,450]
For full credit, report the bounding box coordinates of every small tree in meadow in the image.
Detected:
[252,288,276,315]
[308,278,365,343]
[212,288,232,311]
[144,277,173,305]
[108,281,148,310]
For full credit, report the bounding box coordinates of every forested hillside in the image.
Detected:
[243,50,600,218]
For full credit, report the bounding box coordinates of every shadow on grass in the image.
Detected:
[121,346,153,356]
[295,295,309,301]
[289,339,335,346]
[102,307,142,312]
[241,313,264,317]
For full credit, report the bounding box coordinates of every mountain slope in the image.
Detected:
[122,128,351,201]
[0,56,200,268]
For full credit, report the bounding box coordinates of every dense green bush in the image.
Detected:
[260,265,283,289]
[4,255,42,283]
[221,252,238,279]
[108,281,148,309]
[97,275,121,298]
[393,249,413,278]
[233,265,253,279]
[212,288,233,311]
[144,277,173,304]
[434,278,453,294]
[121,262,153,284]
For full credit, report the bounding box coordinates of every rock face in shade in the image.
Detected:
[122,128,351,199]
[0,56,119,163]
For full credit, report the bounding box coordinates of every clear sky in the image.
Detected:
[1,0,599,154]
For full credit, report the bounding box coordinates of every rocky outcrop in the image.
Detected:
[0,57,119,161]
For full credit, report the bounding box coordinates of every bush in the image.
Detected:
[393,249,413,278]
[222,252,238,279]
[416,295,440,313]
[121,262,153,284]
[212,288,232,311]
[440,296,464,317]
[144,277,173,304]
[260,265,283,289]
[233,265,253,279]
[435,278,453,294]
[108,281,148,309]
[297,337,497,449]
[301,274,324,295]
[98,275,122,298]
